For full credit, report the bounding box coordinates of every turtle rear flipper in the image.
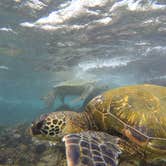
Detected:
[63,131,121,166]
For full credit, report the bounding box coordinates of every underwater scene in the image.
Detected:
[0,0,166,165]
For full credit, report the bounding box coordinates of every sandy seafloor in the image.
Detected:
[0,0,166,165]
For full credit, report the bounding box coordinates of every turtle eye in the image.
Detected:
[36,121,44,129]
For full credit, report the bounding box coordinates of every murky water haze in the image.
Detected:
[0,0,166,125]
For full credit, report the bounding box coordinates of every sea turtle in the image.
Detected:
[30,84,166,166]
[41,79,99,110]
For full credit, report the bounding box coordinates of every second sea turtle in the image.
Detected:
[41,79,100,110]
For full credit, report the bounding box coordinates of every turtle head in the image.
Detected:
[30,111,89,142]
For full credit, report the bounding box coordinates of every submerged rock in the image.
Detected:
[0,123,66,166]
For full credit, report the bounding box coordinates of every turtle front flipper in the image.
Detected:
[63,131,121,166]
[71,85,94,104]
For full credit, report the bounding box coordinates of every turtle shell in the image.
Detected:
[86,84,166,155]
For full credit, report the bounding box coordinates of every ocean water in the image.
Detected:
[0,0,166,125]
[0,0,166,165]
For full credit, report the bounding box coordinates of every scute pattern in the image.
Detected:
[86,84,166,155]
[90,85,166,139]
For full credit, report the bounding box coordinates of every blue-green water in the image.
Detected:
[0,0,166,126]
